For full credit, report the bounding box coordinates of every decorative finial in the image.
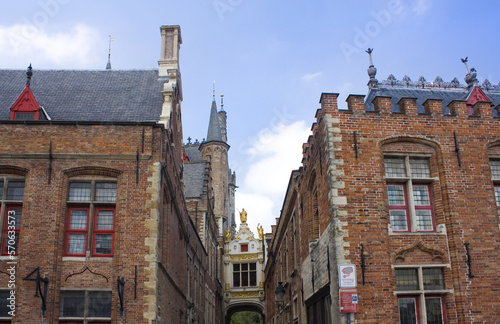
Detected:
[220,93,224,111]
[187,136,192,144]
[26,64,33,86]
[366,48,378,89]
[461,57,469,74]
[106,35,114,70]
[462,57,478,89]
[213,81,215,100]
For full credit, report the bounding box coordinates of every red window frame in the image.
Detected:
[2,206,21,256]
[425,295,447,324]
[91,207,115,257]
[65,207,89,257]
[398,296,419,324]
[413,184,435,232]
[388,183,411,232]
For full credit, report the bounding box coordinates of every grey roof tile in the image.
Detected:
[0,69,164,122]
[183,162,206,198]
[365,87,500,116]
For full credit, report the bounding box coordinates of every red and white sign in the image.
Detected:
[338,264,357,288]
[339,288,358,313]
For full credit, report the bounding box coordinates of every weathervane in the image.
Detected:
[106,35,114,70]
[220,93,224,111]
[26,64,33,86]
[461,57,469,74]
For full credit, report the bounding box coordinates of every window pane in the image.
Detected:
[490,160,500,179]
[413,185,430,205]
[385,158,406,177]
[249,263,256,270]
[60,291,85,317]
[6,181,24,200]
[233,264,240,271]
[250,271,256,286]
[398,297,417,324]
[388,185,406,205]
[96,210,114,230]
[69,210,88,229]
[423,268,444,290]
[68,234,86,254]
[95,183,117,202]
[7,207,22,229]
[233,272,240,287]
[390,210,408,231]
[69,182,91,201]
[495,187,500,206]
[410,158,430,178]
[415,210,433,231]
[94,234,112,255]
[88,291,112,317]
[241,263,248,271]
[396,269,418,290]
[0,291,10,317]
[425,297,444,324]
[241,272,248,286]
[15,113,35,120]
[0,182,3,198]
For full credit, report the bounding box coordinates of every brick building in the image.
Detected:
[0,25,228,324]
[265,53,500,323]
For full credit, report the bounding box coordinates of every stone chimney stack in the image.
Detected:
[159,25,181,77]
[158,25,182,127]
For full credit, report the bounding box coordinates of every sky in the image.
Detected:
[1,0,499,234]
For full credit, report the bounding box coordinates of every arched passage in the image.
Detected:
[225,303,265,324]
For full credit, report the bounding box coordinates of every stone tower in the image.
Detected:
[200,98,230,235]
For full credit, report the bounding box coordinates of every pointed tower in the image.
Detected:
[200,95,230,236]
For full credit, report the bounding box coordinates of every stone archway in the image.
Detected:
[225,303,265,324]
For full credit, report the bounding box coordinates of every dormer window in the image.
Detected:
[10,65,40,121]
[13,113,35,121]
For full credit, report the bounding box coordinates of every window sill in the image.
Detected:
[388,224,446,235]
[62,256,113,262]
[393,289,453,295]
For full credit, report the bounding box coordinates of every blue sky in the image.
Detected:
[1,0,499,233]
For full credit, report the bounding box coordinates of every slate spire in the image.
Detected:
[206,97,223,142]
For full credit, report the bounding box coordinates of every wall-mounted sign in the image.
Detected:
[338,264,356,288]
[339,288,358,313]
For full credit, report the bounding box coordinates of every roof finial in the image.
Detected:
[461,57,469,74]
[462,57,478,89]
[106,35,114,70]
[26,64,33,86]
[366,48,378,89]
[220,93,224,111]
[212,80,216,100]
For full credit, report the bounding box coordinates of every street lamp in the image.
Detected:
[275,282,285,309]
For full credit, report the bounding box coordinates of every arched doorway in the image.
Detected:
[225,303,265,324]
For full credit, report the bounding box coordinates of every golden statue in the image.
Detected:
[240,208,247,224]
[258,225,264,241]
[225,228,231,243]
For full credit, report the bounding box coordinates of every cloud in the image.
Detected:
[412,0,432,15]
[0,24,103,68]
[302,71,323,82]
[235,121,310,233]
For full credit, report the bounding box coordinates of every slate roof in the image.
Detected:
[206,99,223,142]
[183,162,206,198]
[365,87,500,116]
[185,144,202,162]
[0,69,164,122]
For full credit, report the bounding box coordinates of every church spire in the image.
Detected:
[206,87,223,142]
[106,35,113,70]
